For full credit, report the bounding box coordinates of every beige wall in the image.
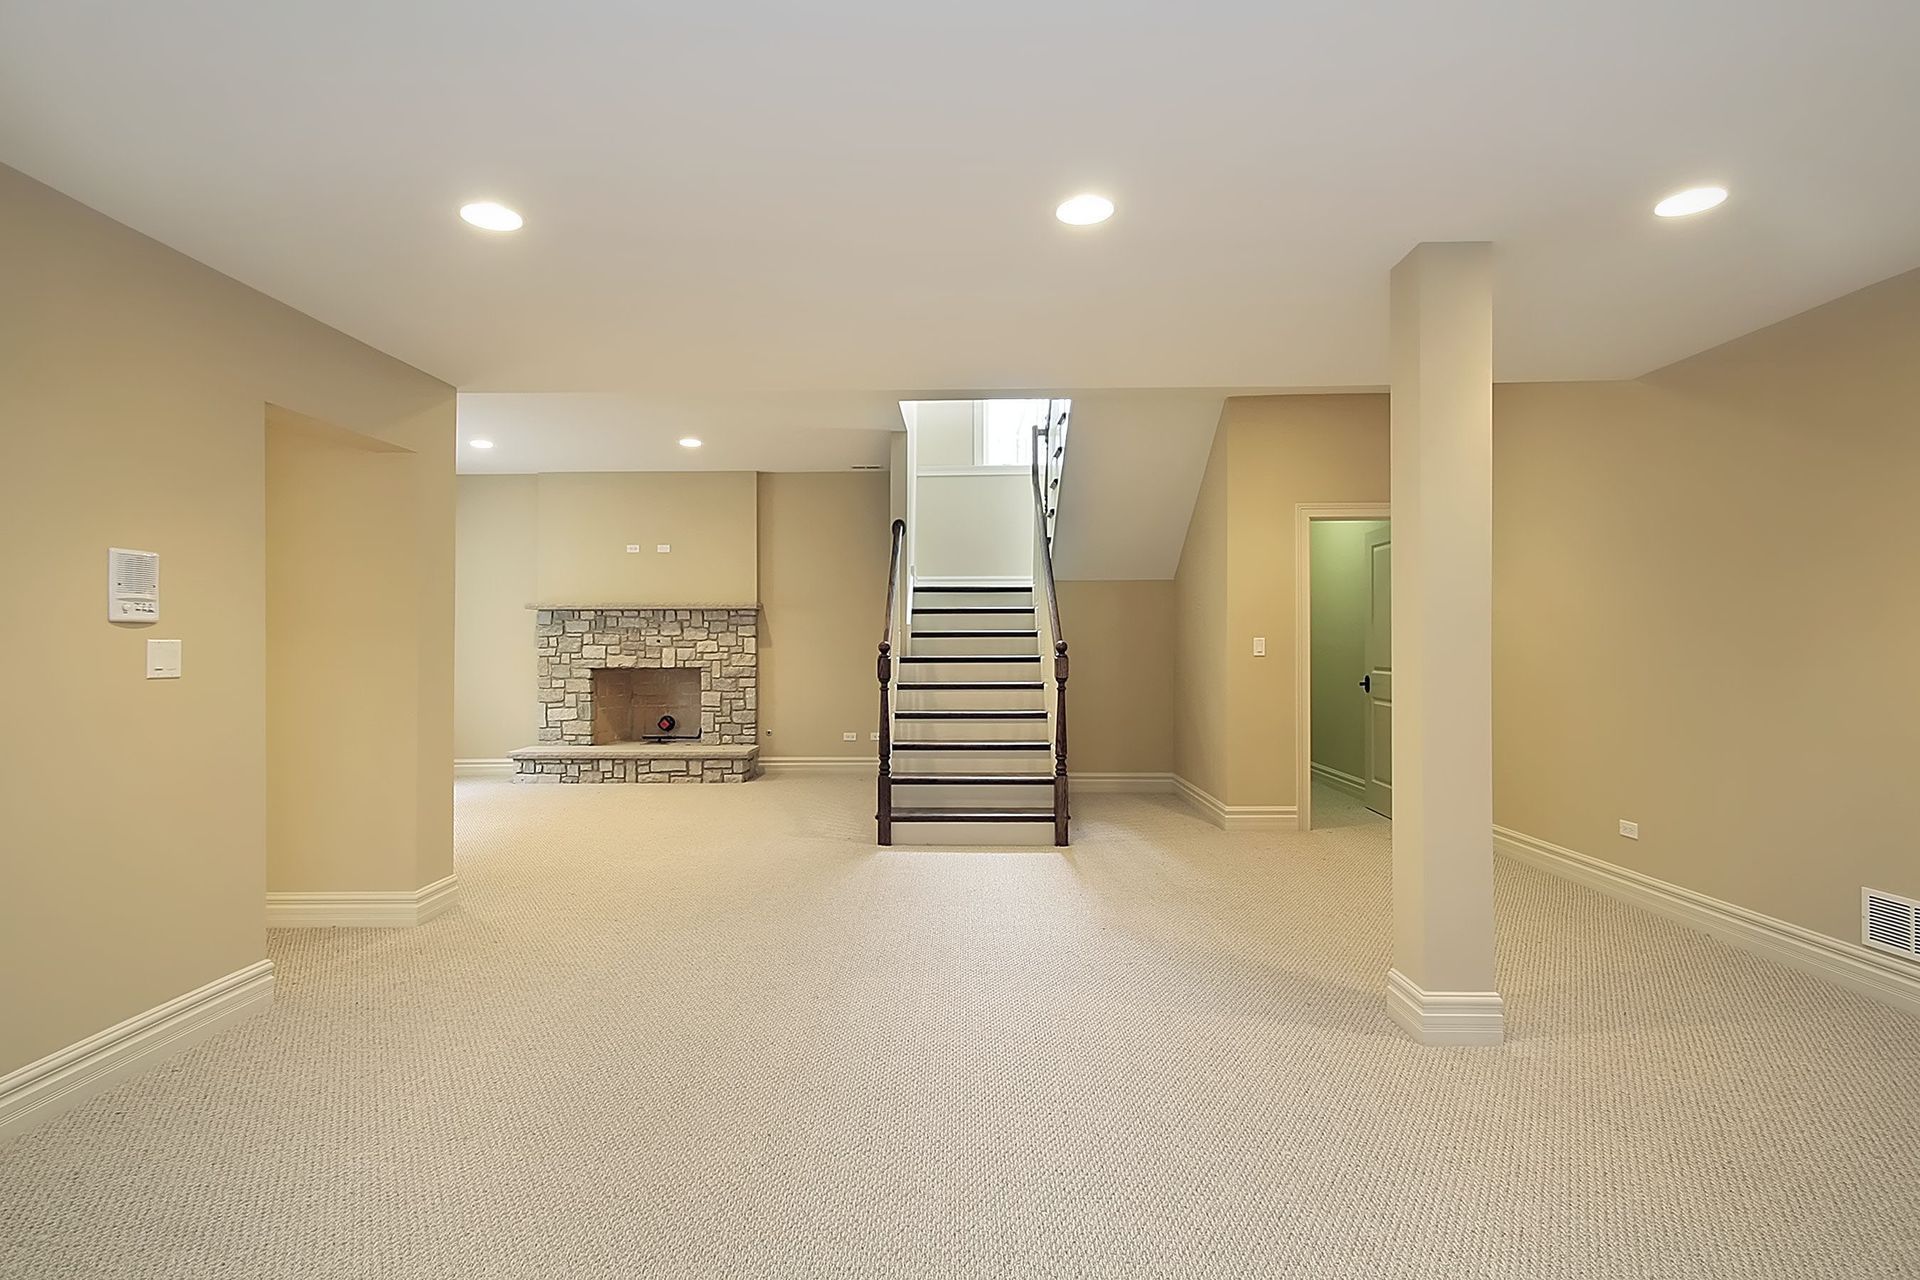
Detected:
[534,471,758,605]
[454,471,893,761]
[455,475,539,759]
[1173,416,1232,798]
[1309,520,1387,780]
[1493,268,1920,943]
[0,165,454,1074]
[757,472,891,758]
[1056,580,1176,775]
[1173,395,1390,806]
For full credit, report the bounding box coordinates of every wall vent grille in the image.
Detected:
[1862,888,1920,962]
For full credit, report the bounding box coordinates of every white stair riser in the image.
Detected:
[908,634,1042,657]
[894,719,1050,743]
[890,750,1053,773]
[891,783,1056,807]
[912,590,1034,610]
[897,660,1045,683]
[911,609,1036,628]
[896,687,1047,711]
[887,821,1057,848]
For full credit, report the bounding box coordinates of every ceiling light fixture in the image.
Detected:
[468,439,495,450]
[1653,186,1727,218]
[459,201,523,231]
[1055,193,1115,226]
[679,437,703,449]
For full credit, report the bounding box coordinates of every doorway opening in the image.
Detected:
[1294,505,1391,832]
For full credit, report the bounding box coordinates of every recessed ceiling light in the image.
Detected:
[1055,193,1115,226]
[1653,186,1727,218]
[679,437,703,449]
[468,439,495,449]
[459,201,523,231]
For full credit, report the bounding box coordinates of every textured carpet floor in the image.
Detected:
[3,777,1918,1278]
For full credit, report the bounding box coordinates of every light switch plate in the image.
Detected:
[146,639,182,679]
[1252,636,1267,657]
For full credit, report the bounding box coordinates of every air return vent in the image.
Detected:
[1862,888,1920,962]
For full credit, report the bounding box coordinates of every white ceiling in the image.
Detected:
[5,0,1919,408]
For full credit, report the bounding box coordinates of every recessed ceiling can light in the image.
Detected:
[1055,193,1115,226]
[1653,186,1727,218]
[679,437,703,449]
[459,201,523,231]
[468,439,495,449]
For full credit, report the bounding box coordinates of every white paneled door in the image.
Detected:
[1363,524,1393,819]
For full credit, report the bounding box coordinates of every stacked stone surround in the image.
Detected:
[513,606,760,784]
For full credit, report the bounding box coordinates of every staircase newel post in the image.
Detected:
[877,641,893,846]
[1053,640,1069,846]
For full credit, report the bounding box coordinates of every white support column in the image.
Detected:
[1385,242,1504,1046]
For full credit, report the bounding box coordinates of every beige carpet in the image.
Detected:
[3,776,1917,1279]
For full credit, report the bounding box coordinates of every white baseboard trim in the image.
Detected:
[1309,762,1366,798]
[454,758,513,777]
[1494,825,1920,1019]
[1171,775,1298,831]
[0,960,274,1143]
[1385,967,1506,1046]
[759,756,872,775]
[1072,772,1177,794]
[266,874,460,928]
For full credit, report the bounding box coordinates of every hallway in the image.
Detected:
[2,777,1915,1278]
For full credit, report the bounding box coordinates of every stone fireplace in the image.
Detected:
[509,607,760,783]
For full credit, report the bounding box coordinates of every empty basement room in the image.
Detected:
[5,5,1920,1279]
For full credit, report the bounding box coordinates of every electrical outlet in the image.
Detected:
[656,544,672,554]
[842,731,857,742]
[625,544,641,554]
[869,731,880,741]
[1252,636,1266,657]
[1618,819,1639,840]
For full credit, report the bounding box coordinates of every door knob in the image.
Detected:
[1359,675,1371,692]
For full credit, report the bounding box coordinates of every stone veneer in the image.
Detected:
[517,607,759,783]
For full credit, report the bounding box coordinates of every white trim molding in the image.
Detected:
[266,874,460,928]
[1385,967,1506,1046]
[1172,775,1298,831]
[1309,762,1366,798]
[913,576,1033,589]
[1495,826,1920,1019]
[454,758,513,778]
[1072,772,1177,795]
[0,960,274,1142]
[758,756,871,775]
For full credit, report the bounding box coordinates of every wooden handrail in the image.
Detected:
[1031,423,1069,846]
[876,518,906,845]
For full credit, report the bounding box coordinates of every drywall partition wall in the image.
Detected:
[533,471,758,605]
[0,164,454,1079]
[455,475,540,760]
[1310,520,1387,782]
[1172,413,1233,799]
[757,472,890,758]
[1172,395,1391,809]
[913,473,1032,579]
[1493,267,1920,947]
[268,411,435,893]
[1056,580,1178,775]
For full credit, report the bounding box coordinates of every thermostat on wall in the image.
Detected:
[108,547,160,623]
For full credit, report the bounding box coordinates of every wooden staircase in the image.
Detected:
[876,405,1071,846]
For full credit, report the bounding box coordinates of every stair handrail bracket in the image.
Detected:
[1031,417,1070,846]
[877,517,907,845]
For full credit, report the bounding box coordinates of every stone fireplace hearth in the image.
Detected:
[509,606,760,783]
